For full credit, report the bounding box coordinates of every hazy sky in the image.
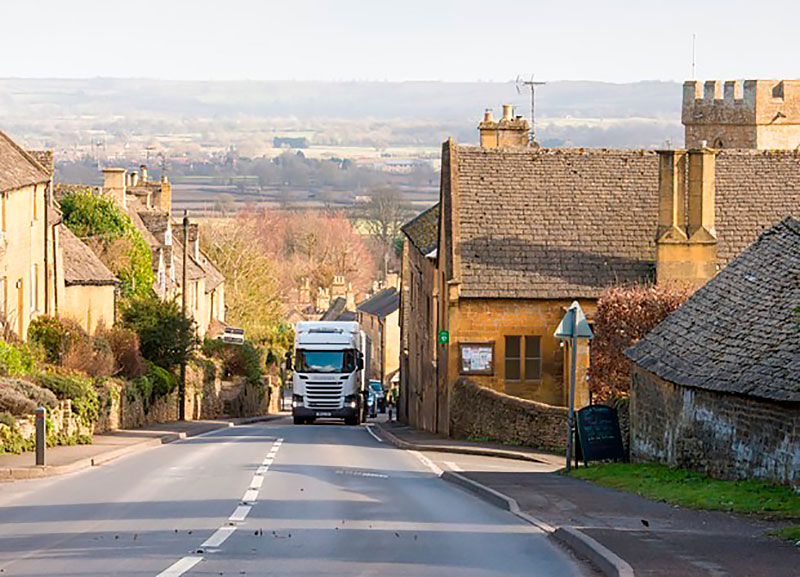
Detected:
[1,0,797,82]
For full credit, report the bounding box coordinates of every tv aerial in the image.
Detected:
[516,74,546,144]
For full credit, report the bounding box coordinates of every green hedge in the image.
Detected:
[36,372,100,427]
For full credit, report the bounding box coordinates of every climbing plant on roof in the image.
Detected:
[60,190,155,299]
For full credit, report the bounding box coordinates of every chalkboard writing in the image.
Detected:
[575,405,624,464]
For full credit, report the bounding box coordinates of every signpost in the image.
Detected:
[554,301,593,473]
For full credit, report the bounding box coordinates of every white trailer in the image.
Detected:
[290,321,366,425]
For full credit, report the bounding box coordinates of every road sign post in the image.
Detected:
[554,301,593,473]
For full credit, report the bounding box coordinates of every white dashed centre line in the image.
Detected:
[250,475,264,489]
[257,465,268,474]
[262,457,274,466]
[155,556,203,577]
[229,505,251,522]
[242,489,259,503]
[201,526,237,548]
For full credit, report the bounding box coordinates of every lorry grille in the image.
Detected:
[305,381,344,409]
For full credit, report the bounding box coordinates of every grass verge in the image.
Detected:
[569,463,800,520]
[768,526,800,542]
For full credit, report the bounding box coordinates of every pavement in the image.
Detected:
[0,415,274,481]
[375,418,800,577]
[0,416,590,576]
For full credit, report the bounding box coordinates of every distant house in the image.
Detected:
[357,287,400,388]
[626,217,800,487]
[58,226,118,333]
[321,297,356,322]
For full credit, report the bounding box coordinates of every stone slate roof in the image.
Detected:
[0,131,50,192]
[357,287,399,318]
[321,297,356,322]
[626,217,800,403]
[448,146,800,299]
[59,226,118,287]
[402,203,439,256]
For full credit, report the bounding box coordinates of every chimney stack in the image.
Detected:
[140,164,148,183]
[655,148,718,288]
[102,168,127,209]
[130,171,139,187]
[479,103,530,149]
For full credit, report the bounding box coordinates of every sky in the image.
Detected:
[1,0,798,83]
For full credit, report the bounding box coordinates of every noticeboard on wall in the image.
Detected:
[459,342,494,375]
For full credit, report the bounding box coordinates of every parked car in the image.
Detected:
[366,389,378,418]
[369,380,386,413]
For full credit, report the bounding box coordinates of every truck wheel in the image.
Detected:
[293,417,305,425]
[344,415,358,426]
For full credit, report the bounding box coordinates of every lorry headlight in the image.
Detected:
[292,394,304,408]
[344,394,358,409]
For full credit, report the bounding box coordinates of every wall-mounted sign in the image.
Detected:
[459,342,494,375]
[438,330,449,344]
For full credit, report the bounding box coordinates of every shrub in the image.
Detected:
[0,340,37,377]
[121,295,196,370]
[130,364,177,411]
[203,338,263,385]
[28,316,69,364]
[0,377,58,411]
[0,386,35,416]
[61,331,116,378]
[99,326,147,379]
[588,283,692,402]
[36,372,100,426]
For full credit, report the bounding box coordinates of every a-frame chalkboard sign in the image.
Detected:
[575,404,625,464]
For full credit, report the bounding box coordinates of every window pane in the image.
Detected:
[524,359,541,381]
[525,336,540,359]
[505,336,520,358]
[505,359,521,380]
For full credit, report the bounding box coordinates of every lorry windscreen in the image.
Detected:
[296,349,356,373]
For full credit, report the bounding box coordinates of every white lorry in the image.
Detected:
[289,321,367,426]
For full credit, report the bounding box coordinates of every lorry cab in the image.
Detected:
[290,321,365,426]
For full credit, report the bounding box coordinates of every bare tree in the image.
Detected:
[361,187,407,276]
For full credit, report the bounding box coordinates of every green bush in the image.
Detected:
[28,316,69,364]
[60,189,154,299]
[36,372,100,426]
[121,295,196,370]
[203,338,263,385]
[0,341,37,377]
[0,377,58,416]
[129,364,177,411]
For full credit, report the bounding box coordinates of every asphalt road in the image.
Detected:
[0,418,587,576]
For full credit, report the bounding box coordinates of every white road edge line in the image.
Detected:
[155,555,203,577]
[445,461,463,472]
[201,526,237,548]
[242,489,259,503]
[229,505,251,522]
[409,450,443,476]
[250,475,264,489]
[365,425,384,443]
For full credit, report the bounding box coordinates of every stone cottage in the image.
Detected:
[357,286,400,388]
[402,80,800,435]
[626,217,800,487]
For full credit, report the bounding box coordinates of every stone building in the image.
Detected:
[357,287,400,388]
[683,80,800,150]
[58,226,118,333]
[399,203,440,430]
[0,131,51,338]
[626,217,800,487]
[98,165,225,337]
[401,92,800,435]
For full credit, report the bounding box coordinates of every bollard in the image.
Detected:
[34,406,46,466]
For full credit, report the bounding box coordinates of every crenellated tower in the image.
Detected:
[682,80,800,149]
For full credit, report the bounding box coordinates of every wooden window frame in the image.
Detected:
[458,341,495,376]
[523,335,542,382]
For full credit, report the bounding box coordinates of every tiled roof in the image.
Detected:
[321,297,356,321]
[626,217,800,402]
[449,146,800,299]
[0,131,50,191]
[357,287,399,318]
[59,226,118,286]
[402,203,439,256]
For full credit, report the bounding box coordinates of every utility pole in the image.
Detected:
[179,209,189,421]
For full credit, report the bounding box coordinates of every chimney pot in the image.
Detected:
[483,109,494,122]
[502,104,513,120]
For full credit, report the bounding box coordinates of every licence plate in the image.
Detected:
[316,412,332,417]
